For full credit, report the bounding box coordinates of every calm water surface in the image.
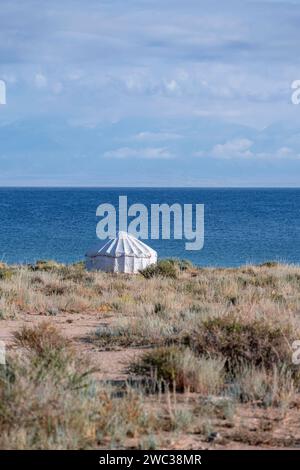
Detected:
[0,188,299,267]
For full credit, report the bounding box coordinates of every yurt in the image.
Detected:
[85,231,157,274]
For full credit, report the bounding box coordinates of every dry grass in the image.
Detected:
[189,314,295,372]
[1,260,300,449]
[14,321,72,356]
[0,322,159,449]
[229,364,296,408]
[130,346,225,394]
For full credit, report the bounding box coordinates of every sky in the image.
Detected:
[1,0,300,186]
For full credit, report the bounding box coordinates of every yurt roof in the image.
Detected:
[86,231,157,259]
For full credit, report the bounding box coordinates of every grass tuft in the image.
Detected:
[14,321,71,357]
[130,346,225,394]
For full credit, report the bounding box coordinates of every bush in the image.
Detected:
[140,260,178,279]
[61,266,92,283]
[130,346,225,394]
[0,324,155,449]
[30,260,64,272]
[189,314,294,373]
[42,283,68,296]
[259,261,279,268]
[0,268,14,280]
[161,258,194,272]
[14,321,72,358]
[176,259,194,271]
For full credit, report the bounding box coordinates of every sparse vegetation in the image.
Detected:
[130,346,225,394]
[0,323,157,449]
[229,364,296,408]
[1,260,300,449]
[0,266,14,280]
[140,259,178,279]
[14,321,72,356]
[190,314,295,372]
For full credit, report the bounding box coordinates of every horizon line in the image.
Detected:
[0,185,300,190]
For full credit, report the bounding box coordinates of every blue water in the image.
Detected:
[0,188,299,267]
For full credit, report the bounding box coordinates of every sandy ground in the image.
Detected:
[0,312,145,381]
[2,313,300,450]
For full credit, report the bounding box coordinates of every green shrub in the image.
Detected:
[0,268,14,280]
[60,266,92,283]
[140,260,178,279]
[176,259,194,271]
[71,261,85,268]
[162,258,194,271]
[259,261,279,268]
[189,314,294,373]
[30,260,64,272]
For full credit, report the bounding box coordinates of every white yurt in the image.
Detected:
[85,231,157,274]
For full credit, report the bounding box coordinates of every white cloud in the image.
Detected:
[132,131,182,142]
[2,0,300,186]
[195,138,253,159]
[195,139,300,160]
[1,73,17,84]
[34,73,47,89]
[164,79,180,94]
[0,80,6,105]
[256,147,300,160]
[211,139,254,159]
[104,146,174,159]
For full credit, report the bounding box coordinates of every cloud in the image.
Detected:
[194,138,253,159]
[164,79,180,94]
[1,0,300,185]
[195,139,300,160]
[212,138,254,159]
[104,147,174,159]
[132,131,182,142]
[0,0,298,128]
[34,73,47,89]
[0,80,6,105]
[256,147,300,160]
